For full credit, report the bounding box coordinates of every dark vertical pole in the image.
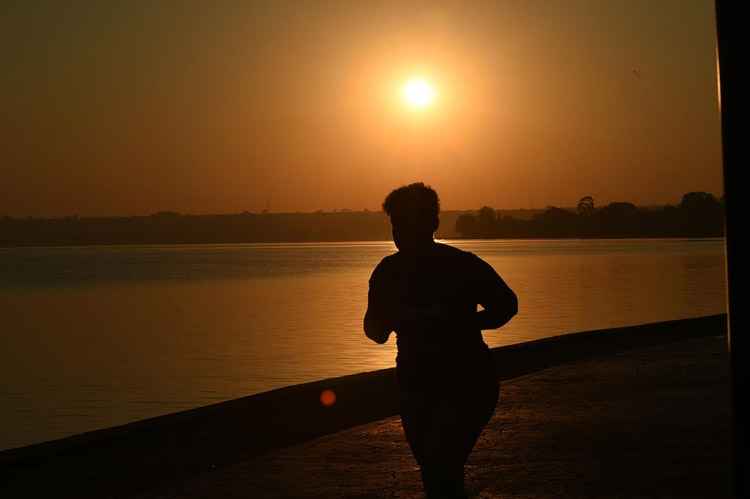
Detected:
[714,1,745,497]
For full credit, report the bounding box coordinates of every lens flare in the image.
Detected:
[320,389,337,407]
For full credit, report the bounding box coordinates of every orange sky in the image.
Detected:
[0,1,722,216]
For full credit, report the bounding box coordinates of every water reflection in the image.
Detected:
[0,239,726,449]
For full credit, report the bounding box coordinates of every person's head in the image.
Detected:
[382,182,440,252]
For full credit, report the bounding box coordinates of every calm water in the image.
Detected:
[0,239,726,450]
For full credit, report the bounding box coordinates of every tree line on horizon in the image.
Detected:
[455,192,724,239]
[0,210,396,247]
[0,192,723,246]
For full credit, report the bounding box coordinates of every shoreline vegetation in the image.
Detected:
[0,314,727,499]
[0,192,724,247]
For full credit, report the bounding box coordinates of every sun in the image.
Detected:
[402,77,437,109]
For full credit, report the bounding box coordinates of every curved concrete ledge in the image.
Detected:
[0,314,727,498]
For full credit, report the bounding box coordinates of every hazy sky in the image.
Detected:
[1,1,722,216]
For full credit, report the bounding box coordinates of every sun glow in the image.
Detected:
[402,77,437,109]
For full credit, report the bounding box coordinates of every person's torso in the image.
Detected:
[378,243,494,387]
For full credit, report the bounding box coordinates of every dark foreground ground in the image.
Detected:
[125,335,730,499]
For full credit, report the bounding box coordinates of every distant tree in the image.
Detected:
[455,213,478,237]
[478,206,496,223]
[477,206,498,236]
[599,202,638,218]
[679,192,720,212]
[534,206,578,236]
[150,211,181,218]
[598,202,639,235]
[540,206,575,217]
[678,192,723,236]
[576,196,595,217]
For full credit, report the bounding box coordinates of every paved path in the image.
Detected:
[133,335,731,499]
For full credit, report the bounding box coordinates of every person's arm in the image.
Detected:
[364,264,429,343]
[472,255,518,330]
[364,264,395,344]
[364,296,392,344]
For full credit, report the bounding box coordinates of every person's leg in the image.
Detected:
[419,467,466,499]
[419,398,472,498]
[400,379,499,498]
[399,389,430,467]
[421,380,500,498]
[462,379,500,459]
[401,391,458,497]
[457,380,500,498]
[400,386,460,498]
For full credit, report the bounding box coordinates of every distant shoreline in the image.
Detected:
[0,234,727,250]
[0,195,725,247]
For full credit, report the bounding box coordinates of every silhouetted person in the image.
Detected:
[364,183,518,499]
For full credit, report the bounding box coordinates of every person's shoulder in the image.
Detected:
[437,243,498,277]
[377,251,400,267]
[434,242,479,262]
[370,251,399,281]
[434,242,468,255]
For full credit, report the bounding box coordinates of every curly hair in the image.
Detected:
[382,182,440,226]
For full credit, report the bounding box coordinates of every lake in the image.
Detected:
[0,238,726,450]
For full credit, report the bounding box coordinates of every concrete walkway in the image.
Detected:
[132,335,731,499]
